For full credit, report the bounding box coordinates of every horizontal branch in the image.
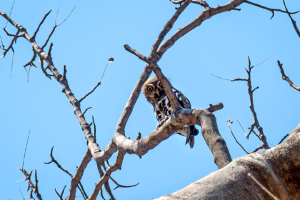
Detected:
[245,0,300,20]
[96,105,231,169]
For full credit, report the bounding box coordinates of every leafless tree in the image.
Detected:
[1,0,300,199]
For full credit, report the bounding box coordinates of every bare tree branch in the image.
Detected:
[88,150,125,200]
[55,185,66,200]
[44,147,88,200]
[157,0,245,56]
[227,120,249,154]
[278,133,289,145]
[32,10,52,40]
[277,60,300,91]
[244,0,300,20]
[283,0,300,37]
[21,130,31,170]
[233,57,270,150]
[20,169,42,200]
[1,29,20,58]
[150,0,192,57]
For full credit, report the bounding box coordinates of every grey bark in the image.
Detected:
[155,123,300,200]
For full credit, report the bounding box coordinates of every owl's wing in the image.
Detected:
[172,87,191,109]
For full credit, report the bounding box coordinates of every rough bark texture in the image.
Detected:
[155,123,300,200]
[97,107,232,168]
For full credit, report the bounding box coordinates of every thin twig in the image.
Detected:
[78,81,101,103]
[55,0,63,25]
[100,188,105,200]
[20,169,43,200]
[277,60,300,91]
[283,0,300,37]
[57,7,76,26]
[44,147,88,200]
[22,130,31,170]
[278,133,289,145]
[210,74,232,81]
[83,107,92,116]
[32,10,52,40]
[108,176,139,190]
[44,146,72,176]
[1,29,20,58]
[55,185,66,200]
[244,0,300,20]
[41,7,75,50]
[4,0,15,28]
[19,188,25,200]
[79,59,112,103]
[248,173,280,200]
[92,116,97,140]
[227,120,249,154]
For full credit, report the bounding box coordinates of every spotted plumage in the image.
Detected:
[142,77,199,148]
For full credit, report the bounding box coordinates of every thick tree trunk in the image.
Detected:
[155,123,300,200]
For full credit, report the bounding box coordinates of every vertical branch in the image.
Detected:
[246,57,269,149]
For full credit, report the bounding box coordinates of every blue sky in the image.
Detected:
[1,0,299,199]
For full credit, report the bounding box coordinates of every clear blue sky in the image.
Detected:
[1,0,299,199]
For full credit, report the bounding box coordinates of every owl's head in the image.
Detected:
[142,76,165,104]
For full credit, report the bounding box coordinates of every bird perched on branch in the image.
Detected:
[142,76,199,148]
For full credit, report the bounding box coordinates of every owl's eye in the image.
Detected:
[158,81,163,88]
[147,86,153,92]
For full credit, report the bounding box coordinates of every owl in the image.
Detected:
[142,76,199,148]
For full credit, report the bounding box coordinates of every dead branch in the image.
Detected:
[244,0,300,20]
[20,169,42,200]
[82,107,92,116]
[44,146,72,176]
[283,0,300,37]
[157,0,245,56]
[69,149,92,200]
[55,185,66,200]
[0,8,102,160]
[88,150,125,200]
[96,162,116,200]
[23,47,37,69]
[41,7,75,50]
[277,60,300,91]
[21,130,31,170]
[233,57,270,150]
[278,133,289,145]
[207,103,223,112]
[79,81,101,103]
[227,120,249,154]
[1,29,20,58]
[32,10,52,40]
[44,147,88,200]
[150,0,192,57]
[110,177,139,190]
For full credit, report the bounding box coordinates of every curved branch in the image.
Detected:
[157,0,245,56]
[97,105,231,169]
[277,60,300,91]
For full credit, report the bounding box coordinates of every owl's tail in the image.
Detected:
[186,125,199,149]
